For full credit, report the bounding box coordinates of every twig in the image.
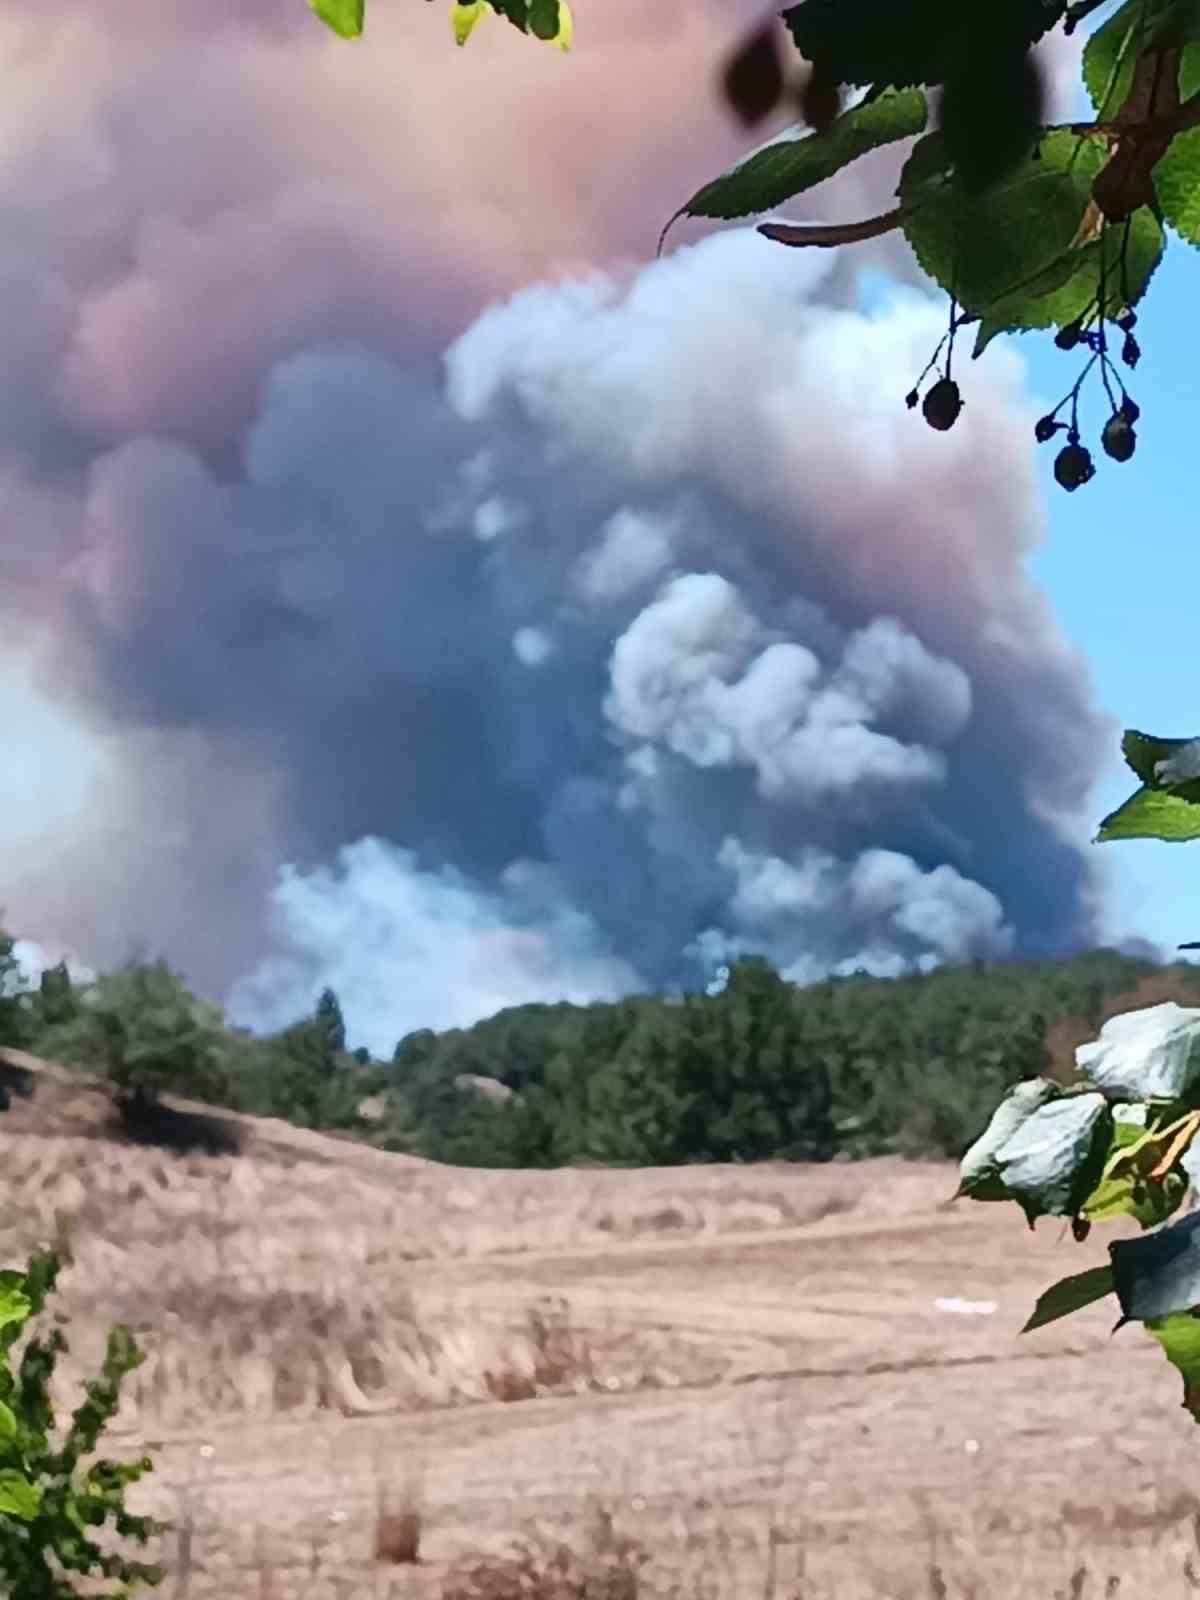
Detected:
[758,205,909,248]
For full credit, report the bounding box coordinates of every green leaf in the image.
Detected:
[1082,0,1141,117]
[1100,733,1200,841]
[451,5,489,46]
[1144,1311,1200,1419]
[1148,0,1200,49]
[489,0,529,31]
[1076,1005,1200,1101]
[527,0,561,40]
[1082,1167,1189,1226]
[958,1079,1113,1226]
[1021,1264,1116,1333]
[1111,1208,1200,1323]
[1080,1101,1196,1230]
[1153,127,1200,244]
[1181,36,1200,97]
[1122,729,1200,785]
[0,1399,14,1443]
[660,87,926,250]
[897,129,953,196]
[1096,786,1200,843]
[973,248,1092,356]
[0,1467,41,1520]
[972,209,1164,356]
[991,1092,1112,1227]
[308,0,364,38]
[957,1077,1062,1199]
[0,1282,31,1347]
[901,129,1109,317]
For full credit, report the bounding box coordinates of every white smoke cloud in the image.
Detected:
[513,626,556,666]
[9,939,96,992]
[606,574,970,806]
[573,507,678,602]
[698,836,1013,984]
[226,838,641,1055]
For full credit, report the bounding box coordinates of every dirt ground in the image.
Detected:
[4,1052,1200,1598]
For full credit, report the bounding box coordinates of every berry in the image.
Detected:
[1071,1216,1091,1243]
[1121,332,1141,368]
[1116,307,1137,332]
[1055,320,1083,350]
[1034,415,1064,443]
[1101,411,1136,462]
[905,387,920,410]
[1054,441,1095,491]
[1120,393,1141,424]
[922,377,962,431]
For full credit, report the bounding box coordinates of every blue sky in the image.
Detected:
[1025,240,1200,957]
[1009,22,1200,962]
[862,222,1200,963]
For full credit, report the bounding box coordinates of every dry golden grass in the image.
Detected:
[0,1048,880,1435]
[10,1043,1200,1597]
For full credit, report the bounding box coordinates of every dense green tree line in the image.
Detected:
[4,928,1200,1168]
[381,948,1200,1168]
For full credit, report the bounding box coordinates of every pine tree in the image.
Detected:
[315,987,346,1053]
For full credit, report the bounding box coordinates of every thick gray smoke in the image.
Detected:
[0,4,1114,1055]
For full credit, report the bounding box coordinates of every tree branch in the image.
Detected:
[757,206,908,248]
[1069,87,1200,141]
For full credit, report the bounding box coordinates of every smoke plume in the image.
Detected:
[0,3,1114,1055]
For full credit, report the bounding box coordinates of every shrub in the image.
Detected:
[0,1250,167,1599]
[39,962,234,1110]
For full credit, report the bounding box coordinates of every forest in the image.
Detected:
[5,930,1200,1170]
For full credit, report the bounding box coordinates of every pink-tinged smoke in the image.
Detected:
[0,3,1122,1052]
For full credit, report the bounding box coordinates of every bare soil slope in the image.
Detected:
[3,1048,1198,1599]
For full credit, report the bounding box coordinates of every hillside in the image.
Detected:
[5,1043,1200,1598]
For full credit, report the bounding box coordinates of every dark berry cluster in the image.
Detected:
[905,238,1146,494]
[1032,302,1141,490]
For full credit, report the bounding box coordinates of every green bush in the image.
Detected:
[0,933,35,1052]
[38,962,234,1110]
[0,1250,166,1598]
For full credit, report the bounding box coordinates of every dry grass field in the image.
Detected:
[4,1047,1200,1599]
